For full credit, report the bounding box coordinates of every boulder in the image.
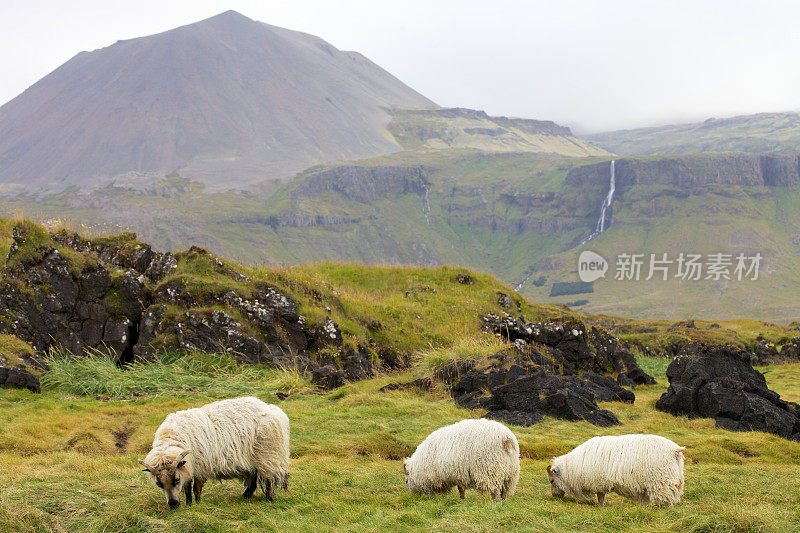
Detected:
[379,377,432,392]
[481,313,654,383]
[0,365,40,393]
[489,373,621,427]
[779,338,800,363]
[497,292,513,309]
[449,346,627,427]
[655,342,800,440]
[455,273,474,285]
[588,327,656,385]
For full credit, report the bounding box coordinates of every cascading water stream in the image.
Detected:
[515,160,616,292]
[577,159,616,246]
[423,184,431,225]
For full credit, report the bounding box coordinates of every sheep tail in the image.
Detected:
[502,437,516,454]
[675,446,685,459]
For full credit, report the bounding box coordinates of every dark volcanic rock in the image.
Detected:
[379,377,432,392]
[481,313,654,384]
[456,273,475,285]
[450,348,627,427]
[656,342,800,440]
[668,320,697,330]
[0,365,40,393]
[489,372,621,427]
[752,338,780,365]
[588,327,656,385]
[311,364,345,390]
[497,292,513,309]
[778,338,800,363]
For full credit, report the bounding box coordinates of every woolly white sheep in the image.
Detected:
[403,418,520,500]
[547,434,685,506]
[138,396,290,508]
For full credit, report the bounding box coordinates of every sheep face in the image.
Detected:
[402,459,422,493]
[547,464,566,497]
[139,450,190,509]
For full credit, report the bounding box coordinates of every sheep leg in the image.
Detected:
[597,493,605,506]
[458,486,465,499]
[184,479,193,506]
[193,478,205,503]
[263,477,276,502]
[243,473,258,498]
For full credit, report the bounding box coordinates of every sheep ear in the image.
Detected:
[402,461,408,475]
[546,465,551,474]
[138,459,154,473]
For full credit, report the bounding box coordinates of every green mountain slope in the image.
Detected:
[7,148,800,321]
[586,112,800,156]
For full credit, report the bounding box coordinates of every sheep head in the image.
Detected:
[139,449,191,509]
[546,463,566,497]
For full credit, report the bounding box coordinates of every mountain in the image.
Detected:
[586,111,800,156]
[0,10,435,193]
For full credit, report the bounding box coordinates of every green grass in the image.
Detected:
[2,355,800,531]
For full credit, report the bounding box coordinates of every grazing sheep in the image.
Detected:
[403,418,520,500]
[138,396,290,508]
[547,434,685,506]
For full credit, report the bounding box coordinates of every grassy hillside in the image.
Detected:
[2,353,800,532]
[388,107,609,157]
[522,181,800,321]
[2,221,800,530]
[586,112,800,156]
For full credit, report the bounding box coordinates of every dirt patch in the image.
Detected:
[112,425,130,454]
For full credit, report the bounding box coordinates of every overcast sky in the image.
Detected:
[2,0,799,133]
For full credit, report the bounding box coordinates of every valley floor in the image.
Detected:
[2,357,800,532]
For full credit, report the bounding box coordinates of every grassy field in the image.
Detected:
[2,352,800,532]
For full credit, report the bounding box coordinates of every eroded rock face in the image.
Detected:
[481,313,655,384]
[656,342,800,440]
[0,244,138,362]
[0,225,392,389]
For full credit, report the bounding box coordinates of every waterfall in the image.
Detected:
[578,160,616,246]
[423,185,431,226]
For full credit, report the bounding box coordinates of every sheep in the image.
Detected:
[138,396,290,508]
[547,434,685,506]
[403,418,520,500]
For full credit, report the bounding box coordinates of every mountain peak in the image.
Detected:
[0,12,434,193]
[198,10,254,26]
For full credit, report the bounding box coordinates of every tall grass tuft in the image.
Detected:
[415,335,507,374]
[42,348,313,399]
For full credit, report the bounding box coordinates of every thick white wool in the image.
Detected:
[144,396,290,490]
[550,434,685,506]
[404,419,520,500]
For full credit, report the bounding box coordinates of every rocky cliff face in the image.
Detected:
[292,165,430,204]
[0,223,384,389]
[566,153,800,189]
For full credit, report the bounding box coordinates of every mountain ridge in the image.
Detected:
[586,111,800,155]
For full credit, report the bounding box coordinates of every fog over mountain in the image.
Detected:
[0,10,434,193]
